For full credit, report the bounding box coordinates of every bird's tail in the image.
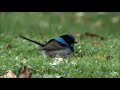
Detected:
[19,35,44,47]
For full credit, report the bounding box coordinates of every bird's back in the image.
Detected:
[40,40,72,58]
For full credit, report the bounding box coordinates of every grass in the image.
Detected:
[0,12,120,78]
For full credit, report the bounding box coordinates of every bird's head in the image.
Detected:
[60,34,77,48]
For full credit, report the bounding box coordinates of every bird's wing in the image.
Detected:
[42,40,66,50]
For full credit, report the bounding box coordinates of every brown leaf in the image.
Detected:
[0,70,17,78]
[85,32,99,38]
[5,44,12,49]
[18,66,32,78]
[84,32,105,40]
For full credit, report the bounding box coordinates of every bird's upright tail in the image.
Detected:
[19,35,44,47]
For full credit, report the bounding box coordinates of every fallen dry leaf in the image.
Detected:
[0,66,32,78]
[85,32,99,38]
[18,66,32,78]
[0,70,17,78]
[84,32,105,40]
[5,44,12,49]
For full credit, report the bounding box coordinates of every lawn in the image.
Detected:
[0,12,120,78]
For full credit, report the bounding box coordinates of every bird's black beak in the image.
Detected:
[74,41,77,43]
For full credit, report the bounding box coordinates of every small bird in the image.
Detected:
[19,34,77,58]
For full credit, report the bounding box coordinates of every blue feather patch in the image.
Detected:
[54,38,70,48]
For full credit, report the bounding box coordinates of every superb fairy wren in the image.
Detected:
[19,34,77,58]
